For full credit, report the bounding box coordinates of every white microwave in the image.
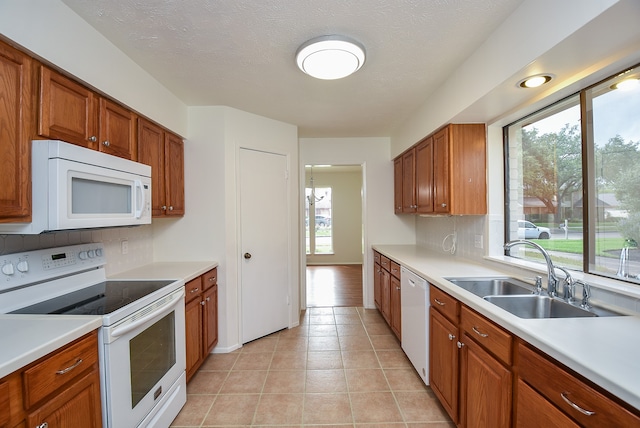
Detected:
[0,140,151,234]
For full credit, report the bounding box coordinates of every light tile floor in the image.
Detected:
[171,307,454,427]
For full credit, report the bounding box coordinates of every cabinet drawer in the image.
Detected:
[202,267,217,290]
[23,332,98,408]
[0,379,9,426]
[390,261,401,279]
[429,285,459,323]
[518,343,640,427]
[185,277,203,303]
[380,256,390,271]
[373,251,381,264]
[460,306,512,365]
[516,379,579,428]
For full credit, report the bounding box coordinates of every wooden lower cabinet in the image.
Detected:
[185,268,218,382]
[372,251,402,340]
[0,331,102,428]
[390,274,401,340]
[429,306,459,423]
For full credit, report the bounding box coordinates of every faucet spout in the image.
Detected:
[504,239,559,297]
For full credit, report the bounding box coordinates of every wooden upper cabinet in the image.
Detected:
[138,118,185,217]
[401,148,416,212]
[99,98,136,160]
[39,66,98,148]
[394,123,486,216]
[415,136,434,213]
[165,132,185,216]
[0,40,34,221]
[393,157,403,214]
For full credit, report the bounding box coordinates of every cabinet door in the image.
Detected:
[27,370,102,428]
[203,286,218,355]
[390,275,401,340]
[185,297,203,382]
[39,66,98,148]
[164,133,185,216]
[433,127,450,214]
[460,333,512,428]
[99,98,136,160]
[401,148,416,212]
[373,262,382,310]
[393,157,403,214]
[429,307,459,424]
[137,118,166,216]
[415,136,434,213]
[380,268,391,323]
[0,40,33,220]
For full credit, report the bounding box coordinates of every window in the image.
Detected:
[305,186,333,254]
[505,64,640,284]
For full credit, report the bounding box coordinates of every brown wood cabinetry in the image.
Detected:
[393,123,486,215]
[39,66,137,160]
[0,331,102,428]
[429,285,512,427]
[185,268,218,382]
[517,342,640,428]
[138,118,185,217]
[0,40,34,222]
[393,157,403,214]
[372,251,401,340]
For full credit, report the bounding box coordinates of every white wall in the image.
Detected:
[300,137,415,308]
[0,0,188,136]
[306,169,363,265]
[153,106,299,352]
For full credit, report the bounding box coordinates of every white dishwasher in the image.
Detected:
[400,266,429,385]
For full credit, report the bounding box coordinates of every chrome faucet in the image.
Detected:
[504,239,560,297]
[555,266,575,304]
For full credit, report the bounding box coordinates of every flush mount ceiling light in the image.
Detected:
[611,78,639,91]
[518,74,553,88]
[296,35,366,80]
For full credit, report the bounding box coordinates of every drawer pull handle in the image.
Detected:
[56,358,83,375]
[36,423,49,428]
[191,288,199,293]
[434,298,445,306]
[561,392,595,416]
[472,326,489,338]
[209,277,216,282]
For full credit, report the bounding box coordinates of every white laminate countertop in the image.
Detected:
[0,315,102,379]
[108,261,218,283]
[373,244,640,411]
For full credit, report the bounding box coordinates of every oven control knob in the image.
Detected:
[88,250,96,258]
[95,248,103,257]
[1,263,15,276]
[16,261,29,273]
[79,251,89,260]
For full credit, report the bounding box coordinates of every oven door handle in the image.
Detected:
[110,289,184,338]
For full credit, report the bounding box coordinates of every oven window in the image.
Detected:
[129,312,176,408]
[72,177,132,214]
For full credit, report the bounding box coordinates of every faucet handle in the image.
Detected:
[533,276,543,295]
[555,266,575,303]
[575,280,592,309]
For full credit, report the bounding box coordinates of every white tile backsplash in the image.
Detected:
[0,224,154,276]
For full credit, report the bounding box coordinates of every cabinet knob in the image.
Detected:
[200,300,206,306]
[441,203,447,208]
[244,252,252,259]
[448,333,456,341]
[162,205,167,210]
[88,136,97,142]
[206,297,210,302]
[102,140,110,147]
[457,341,464,349]
[169,206,174,211]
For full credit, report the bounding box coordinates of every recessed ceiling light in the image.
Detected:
[296,35,365,80]
[611,78,639,91]
[518,74,553,88]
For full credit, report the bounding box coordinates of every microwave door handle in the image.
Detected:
[134,180,145,219]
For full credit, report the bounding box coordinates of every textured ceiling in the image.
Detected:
[61,0,524,137]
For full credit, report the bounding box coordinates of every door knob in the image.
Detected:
[244,252,252,259]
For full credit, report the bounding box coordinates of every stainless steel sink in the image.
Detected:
[445,277,534,297]
[483,295,596,318]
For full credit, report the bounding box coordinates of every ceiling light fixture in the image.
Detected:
[296,35,366,80]
[611,78,639,91]
[518,74,553,88]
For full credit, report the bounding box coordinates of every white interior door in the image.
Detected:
[240,148,289,343]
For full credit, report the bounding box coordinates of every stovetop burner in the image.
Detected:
[11,280,175,316]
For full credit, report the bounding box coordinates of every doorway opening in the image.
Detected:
[304,164,363,307]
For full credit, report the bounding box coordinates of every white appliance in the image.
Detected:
[400,266,429,385]
[0,244,186,428]
[0,140,151,234]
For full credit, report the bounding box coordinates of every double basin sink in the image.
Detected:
[444,277,624,318]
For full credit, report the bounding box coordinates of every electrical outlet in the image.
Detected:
[474,234,483,249]
[121,240,129,255]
